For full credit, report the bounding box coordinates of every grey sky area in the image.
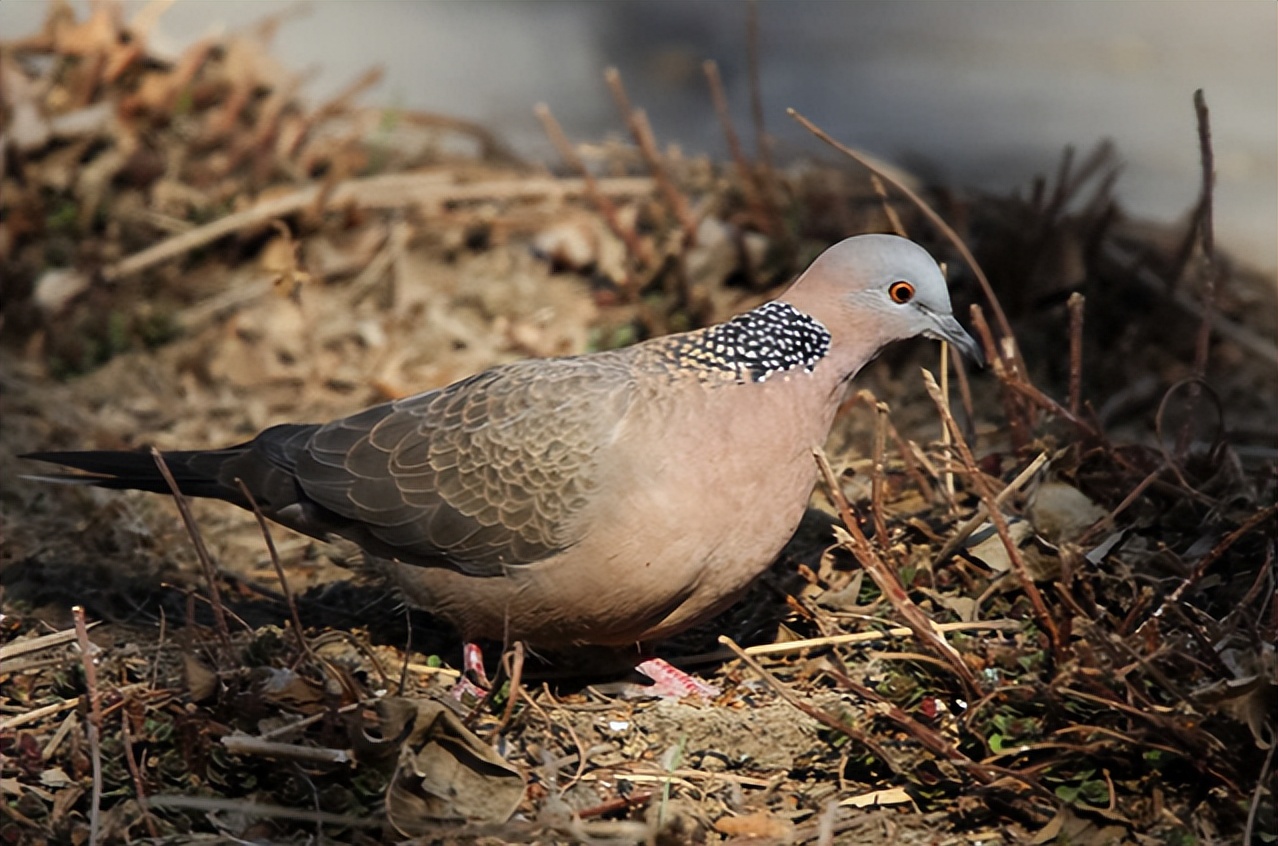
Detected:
[2,0,1273,271]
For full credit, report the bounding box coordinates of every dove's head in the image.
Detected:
[782,233,984,368]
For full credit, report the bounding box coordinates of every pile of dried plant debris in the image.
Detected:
[2,4,1275,845]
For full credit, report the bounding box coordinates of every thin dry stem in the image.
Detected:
[604,68,698,244]
[814,448,982,696]
[150,447,232,648]
[951,343,977,439]
[678,620,1019,663]
[1104,242,1277,366]
[869,396,891,547]
[145,795,380,828]
[1155,502,1278,615]
[120,709,159,837]
[1192,89,1218,379]
[0,625,96,662]
[719,635,902,772]
[870,174,907,236]
[970,304,1041,449]
[702,59,770,233]
[787,108,1021,371]
[1067,292,1085,416]
[73,606,103,846]
[746,1,774,174]
[1246,729,1277,845]
[934,451,1049,564]
[939,342,955,499]
[885,420,936,504]
[220,735,353,764]
[921,371,1063,660]
[234,477,309,658]
[492,641,526,737]
[826,666,1054,802]
[534,102,649,275]
[904,437,957,511]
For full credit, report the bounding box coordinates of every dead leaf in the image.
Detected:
[1032,806,1128,845]
[839,786,913,808]
[183,653,218,702]
[965,518,1033,574]
[965,517,1061,581]
[32,269,90,315]
[1027,481,1106,544]
[714,810,795,841]
[382,697,525,834]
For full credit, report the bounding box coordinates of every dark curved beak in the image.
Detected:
[927,313,986,368]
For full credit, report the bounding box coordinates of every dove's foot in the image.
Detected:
[634,657,721,699]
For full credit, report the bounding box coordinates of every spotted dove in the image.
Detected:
[26,234,982,649]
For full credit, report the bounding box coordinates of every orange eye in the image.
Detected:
[888,281,915,304]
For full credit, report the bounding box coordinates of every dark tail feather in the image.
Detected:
[22,447,250,501]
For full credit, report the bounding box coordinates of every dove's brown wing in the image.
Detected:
[289,354,636,575]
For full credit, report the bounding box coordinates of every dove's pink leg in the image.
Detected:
[635,657,721,698]
[449,641,493,701]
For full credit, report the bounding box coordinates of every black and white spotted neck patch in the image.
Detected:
[661,301,832,383]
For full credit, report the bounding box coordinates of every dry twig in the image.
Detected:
[72,606,103,846]
[814,447,982,696]
[1067,292,1085,417]
[604,68,698,245]
[150,448,232,648]
[921,371,1062,660]
[235,478,309,657]
[718,635,903,773]
[787,108,1020,372]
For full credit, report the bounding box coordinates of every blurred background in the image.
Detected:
[2,0,1274,273]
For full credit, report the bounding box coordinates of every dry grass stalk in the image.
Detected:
[869,174,907,237]
[869,396,891,548]
[969,304,1040,449]
[933,451,1049,564]
[1246,741,1277,846]
[1191,89,1218,379]
[1067,292,1085,416]
[234,478,309,658]
[814,447,982,696]
[884,418,937,505]
[72,606,103,846]
[150,448,232,648]
[119,711,159,837]
[535,103,651,287]
[492,641,527,737]
[0,625,96,662]
[718,635,902,772]
[819,666,1034,794]
[702,59,773,235]
[920,371,1063,661]
[1153,501,1278,616]
[220,735,353,764]
[631,108,700,246]
[787,108,1021,374]
[146,794,381,828]
[744,620,1019,657]
[950,340,977,439]
[1155,378,1223,499]
[745,0,775,176]
[939,342,955,498]
[604,68,699,246]
[1103,241,1278,366]
[902,436,957,511]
